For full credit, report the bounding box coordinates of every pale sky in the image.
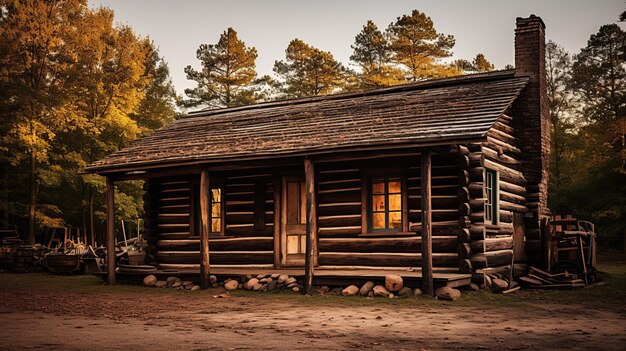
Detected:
[89,0,625,96]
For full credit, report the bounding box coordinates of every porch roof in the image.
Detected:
[85,70,528,174]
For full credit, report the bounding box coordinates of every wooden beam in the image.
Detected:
[420,151,434,296]
[199,169,211,289]
[273,177,281,268]
[304,158,318,294]
[106,177,116,286]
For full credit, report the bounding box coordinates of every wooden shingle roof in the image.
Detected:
[86,70,528,174]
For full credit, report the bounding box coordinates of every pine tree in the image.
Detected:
[350,20,404,88]
[454,53,495,73]
[387,10,458,81]
[273,39,346,98]
[183,28,259,109]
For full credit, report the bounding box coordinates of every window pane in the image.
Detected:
[211,218,221,233]
[389,211,402,229]
[212,203,221,218]
[211,188,221,203]
[388,194,401,211]
[372,195,386,211]
[287,235,299,254]
[388,179,401,193]
[372,213,386,229]
[300,235,306,254]
[372,180,385,194]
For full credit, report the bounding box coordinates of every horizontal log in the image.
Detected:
[483,159,526,186]
[500,200,528,213]
[468,153,481,168]
[469,212,485,223]
[485,137,521,155]
[318,226,362,237]
[459,216,471,228]
[157,237,273,251]
[318,180,361,192]
[318,190,360,204]
[500,180,527,197]
[318,215,361,228]
[318,236,457,253]
[468,167,484,183]
[469,225,486,240]
[500,190,526,205]
[470,249,514,269]
[407,196,459,209]
[469,198,485,212]
[156,251,273,265]
[225,226,274,237]
[317,203,361,217]
[482,145,521,167]
[410,223,463,236]
[156,215,190,225]
[468,183,483,199]
[407,210,460,223]
[471,237,514,253]
[318,252,459,267]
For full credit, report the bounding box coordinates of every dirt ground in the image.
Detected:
[1,257,626,350]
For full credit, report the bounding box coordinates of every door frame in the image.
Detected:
[280,175,306,267]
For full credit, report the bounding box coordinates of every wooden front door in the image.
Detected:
[281,176,307,267]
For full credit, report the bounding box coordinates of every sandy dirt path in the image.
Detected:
[0,274,625,350]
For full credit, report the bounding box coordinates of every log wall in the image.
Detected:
[316,156,460,271]
[459,114,529,282]
[149,172,276,270]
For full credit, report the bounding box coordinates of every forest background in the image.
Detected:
[0,1,624,250]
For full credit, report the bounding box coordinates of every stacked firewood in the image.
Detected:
[519,266,585,289]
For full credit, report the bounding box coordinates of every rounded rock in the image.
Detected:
[342,285,359,297]
[384,274,403,292]
[143,275,157,287]
[224,280,239,291]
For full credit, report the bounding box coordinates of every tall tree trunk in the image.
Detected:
[28,146,36,244]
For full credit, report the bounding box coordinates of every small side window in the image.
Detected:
[210,187,223,235]
[484,169,499,225]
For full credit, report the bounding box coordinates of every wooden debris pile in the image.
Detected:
[519,266,585,289]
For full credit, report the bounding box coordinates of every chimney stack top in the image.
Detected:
[516,15,545,29]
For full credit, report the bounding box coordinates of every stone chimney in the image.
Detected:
[513,15,550,217]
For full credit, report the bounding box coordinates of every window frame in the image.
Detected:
[209,184,224,236]
[361,169,408,234]
[484,169,499,225]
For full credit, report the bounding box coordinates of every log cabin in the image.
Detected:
[86,15,550,295]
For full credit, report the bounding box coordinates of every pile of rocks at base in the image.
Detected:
[235,274,303,292]
[143,275,200,291]
[141,273,465,301]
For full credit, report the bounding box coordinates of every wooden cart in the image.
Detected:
[544,215,597,285]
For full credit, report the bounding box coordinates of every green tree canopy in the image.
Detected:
[350,20,404,88]
[183,28,259,109]
[273,39,346,98]
[387,10,458,81]
[454,53,495,74]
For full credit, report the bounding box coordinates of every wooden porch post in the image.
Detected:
[106,177,116,286]
[421,151,434,296]
[199,169,211,289]
[304,158,318,294]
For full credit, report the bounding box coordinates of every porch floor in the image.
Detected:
[102,267,472,288]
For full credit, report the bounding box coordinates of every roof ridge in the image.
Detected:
[185,69,518,119]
